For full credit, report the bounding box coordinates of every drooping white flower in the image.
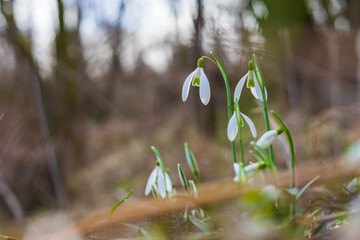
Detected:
[227,110,257,141]
[234,63,268,102]
[145,164,173,198]
[233,162,248,183]
[233,162,241,182]
[256,129,280,149]
[233,162,266,182]
[182,58,211,105]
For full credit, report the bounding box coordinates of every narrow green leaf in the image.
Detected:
[109,189,133,219]
[189,180,198,198]
[177,163,188,191]
[251,141,275,173]
[271,110,296,188]
[184,143,200,183]
[249,150,265,163]
[296,176,320,200]
[151,185,159,201]
[151,146,165,171]
[189,216,212,233]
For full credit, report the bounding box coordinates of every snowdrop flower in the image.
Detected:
[233,162,266,182]
[256,128,283,149]
[145,162,173,198]
[182,58,211,105]
[234,60,267,102]
[227,110,257,141]
[233,162,241,182]
[233,162,247,183]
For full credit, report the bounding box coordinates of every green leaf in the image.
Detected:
[189,180,198,197]
[249,150,265,163]
[151,185,159,201]
[251,141,275,173]
[184,143,200,183]
[271,110,295,189]
[296,176,320,200]
[189,216,212,233]
[109,189,133,219]
[151,146,165,171]
[177,163,188,191]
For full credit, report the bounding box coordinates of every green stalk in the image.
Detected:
[208,52,237,163]
[251,141,276,174]
[234,98,244,165]
[108,189,134,219]
[252,55,275,165]
[271,111,295,188]
[271,110,295,217]
[249,150,265,163]
[108,189,133,237]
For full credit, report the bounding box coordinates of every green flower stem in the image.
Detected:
[251,141,276,175]
[270,110,295,217]
[234,98,244,165]
[249,150,264,163]
[208,52,237,164]
[271,111,295,188]
[107,189,133,237]
[202,56,217,65]
[252,55,275,165]
[108,189,134,219]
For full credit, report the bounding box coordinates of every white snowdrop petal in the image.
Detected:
[157,170,166,198]
[199,69,211,105]
[240,113,257,138]
[253,72,264,102]
[257,130,278,149]
[199,208,205,218]
[250,87,259,99]
[234,73,248,102]
[182,69,196,102]
[227,113,238,141]
[233,175,240,182]
[145,167,158,195]
[192,184,199,198]
[183,204,189,219]
[245,162,261,176]
[165,173,173,193]
[233,163,240,176]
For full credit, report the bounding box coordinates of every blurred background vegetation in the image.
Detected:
[0,0,359,228]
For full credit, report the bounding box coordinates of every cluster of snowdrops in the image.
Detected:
[141,52,297,221]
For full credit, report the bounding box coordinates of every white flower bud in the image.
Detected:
[256,129,279,149]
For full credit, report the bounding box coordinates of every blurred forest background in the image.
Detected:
[0,0,360,227]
